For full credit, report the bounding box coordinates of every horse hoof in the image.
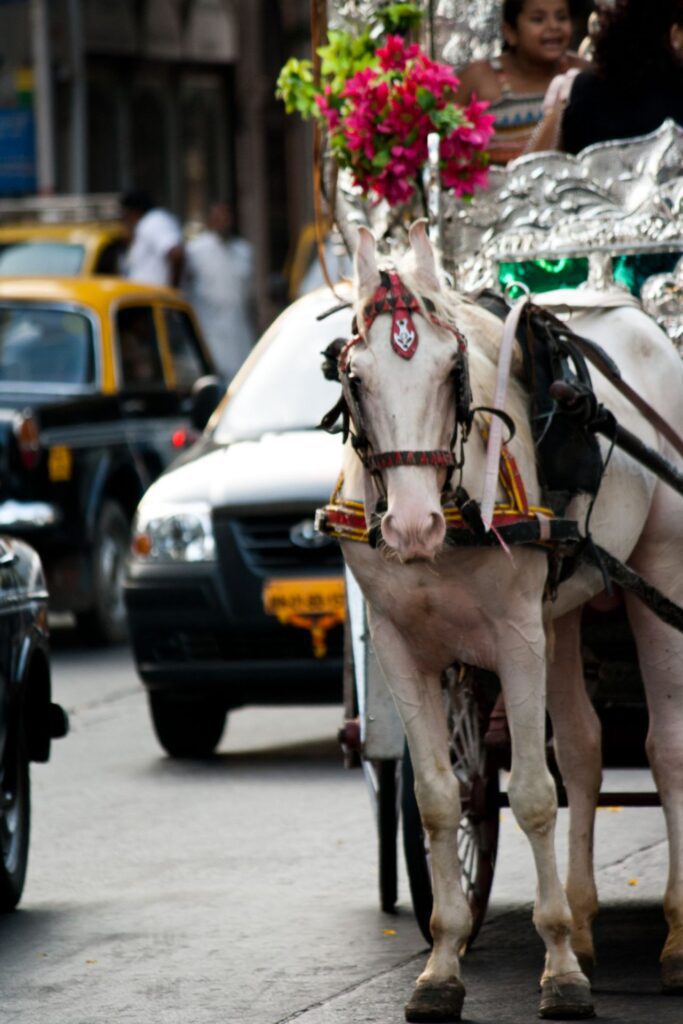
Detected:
[662,955,683,992]
[404,979,466,1022]
[538,974,595,1020]
[576,953,595,983]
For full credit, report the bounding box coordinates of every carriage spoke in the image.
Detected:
[458,823,477,893]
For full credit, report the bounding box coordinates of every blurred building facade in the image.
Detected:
[0,0,314,325]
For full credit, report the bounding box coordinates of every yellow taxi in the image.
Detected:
[0,276,223,642]
[0,221,127,276]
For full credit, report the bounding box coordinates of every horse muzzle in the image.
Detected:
[380,508,446,562]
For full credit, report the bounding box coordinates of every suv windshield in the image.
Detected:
[0,305,95,386]
[0,242,85,276]
[213,291,350,442]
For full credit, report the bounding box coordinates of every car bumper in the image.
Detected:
[0,500,60,530]
[123,561,344,706]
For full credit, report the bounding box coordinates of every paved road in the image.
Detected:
[0,633,679,1024]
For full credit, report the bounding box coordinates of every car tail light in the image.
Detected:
[14,411,41,470]
[171,428,188,448]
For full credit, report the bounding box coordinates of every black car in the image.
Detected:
[0,276,222,643]
[124,286,352,757]
[0,535,67,909]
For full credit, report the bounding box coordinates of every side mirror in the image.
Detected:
[191,374,225,432]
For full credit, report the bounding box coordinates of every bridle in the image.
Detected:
[325,269,473,499]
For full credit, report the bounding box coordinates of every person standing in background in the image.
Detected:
[454,0,586,164]
[183,202,256,383]
[119,191,185,288]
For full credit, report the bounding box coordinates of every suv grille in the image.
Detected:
[218,513,343,576]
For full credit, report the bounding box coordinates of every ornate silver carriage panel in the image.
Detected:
[324,2,683,349]
[444,119,683,353]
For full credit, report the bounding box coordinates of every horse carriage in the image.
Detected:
[299,1,683,1019]
[338,111,683,953]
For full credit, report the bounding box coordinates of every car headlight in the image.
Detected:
[130,502,216,563]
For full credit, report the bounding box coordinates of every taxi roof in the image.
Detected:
[0,276,184,306]
[0,221,125,243]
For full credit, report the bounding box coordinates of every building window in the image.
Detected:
[88,80,121,192]
[130,86,171,207]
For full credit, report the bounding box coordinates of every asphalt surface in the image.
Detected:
[291,799,676,1024]
[0,635,680,1024]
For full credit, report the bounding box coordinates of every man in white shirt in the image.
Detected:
[120,191,185,288]
[183,202,256,382]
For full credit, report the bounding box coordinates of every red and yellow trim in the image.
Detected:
[317,447,553,545]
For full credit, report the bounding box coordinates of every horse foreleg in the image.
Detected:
[369,615,469,1022]
[497,616,594,1020]
[546,608,602,978]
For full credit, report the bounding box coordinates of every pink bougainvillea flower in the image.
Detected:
[377,34,420,71]
[315,34,494,206]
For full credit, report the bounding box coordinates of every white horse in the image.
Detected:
[331,221,683,1021]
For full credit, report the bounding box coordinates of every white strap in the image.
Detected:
[480,296,527,531]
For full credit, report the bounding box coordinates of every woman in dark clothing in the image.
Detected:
[562,0,683,153]
[528,0,683,153]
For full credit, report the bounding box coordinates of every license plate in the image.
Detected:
[262,577,345,619]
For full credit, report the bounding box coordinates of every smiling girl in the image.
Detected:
[454,0,587,164]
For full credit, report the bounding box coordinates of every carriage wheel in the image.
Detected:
[362,758,400,913]
[402,668,500,949]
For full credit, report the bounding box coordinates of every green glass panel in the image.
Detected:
[612,252,681,298]
[498,257,589,299]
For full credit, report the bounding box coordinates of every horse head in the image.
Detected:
[343,221,469,562]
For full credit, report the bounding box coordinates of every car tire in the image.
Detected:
[149,693,228,758]
[0,719,30,911]
[77,500,131,645]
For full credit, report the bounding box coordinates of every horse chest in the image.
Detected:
[344,545,500,671]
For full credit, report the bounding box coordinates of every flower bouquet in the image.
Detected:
[276,4,494,211]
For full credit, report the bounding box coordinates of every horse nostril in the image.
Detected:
[381,512,399,549]
[423,511,446,547]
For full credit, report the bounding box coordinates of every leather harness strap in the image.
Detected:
[534,307,683,461]
[338,272,470,485]
[367,449,456,471]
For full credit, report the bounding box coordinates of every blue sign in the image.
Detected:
[0,108,36,195]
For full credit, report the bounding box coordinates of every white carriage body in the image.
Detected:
[324,0,683,764]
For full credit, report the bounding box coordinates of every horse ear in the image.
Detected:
[408,219,440,293]
[354,226,381,300]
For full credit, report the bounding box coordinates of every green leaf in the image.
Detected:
[318,28,376,85]
[275,58,317,118]
[371,149,391,169]
[430,105,465,133]
[376,3,423,35]
[416,87,436,112]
